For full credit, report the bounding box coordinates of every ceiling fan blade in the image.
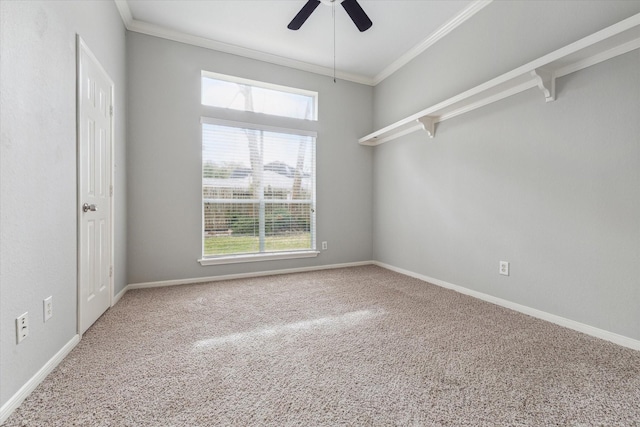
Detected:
[288,0,321,30]
[341,0,372,32]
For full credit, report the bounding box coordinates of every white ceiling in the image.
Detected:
[116,0,490,85]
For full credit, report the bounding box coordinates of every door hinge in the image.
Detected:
[109,266,113,278]
[109,105,114,117]
[109,185,113,197]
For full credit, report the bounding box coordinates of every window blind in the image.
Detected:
[202,121,316,258]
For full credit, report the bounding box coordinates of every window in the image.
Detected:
[199,73,318,265]
[202,71,317,121]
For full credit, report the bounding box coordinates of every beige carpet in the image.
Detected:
[4,265,640,426]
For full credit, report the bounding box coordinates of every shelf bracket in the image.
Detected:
[531,68,556,102]
[417,117,436,138]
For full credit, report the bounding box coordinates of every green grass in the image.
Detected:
[204,233,311,256]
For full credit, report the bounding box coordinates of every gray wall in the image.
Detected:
[126,32,373,284]
[0,0,127,407]
[372,1,640,340]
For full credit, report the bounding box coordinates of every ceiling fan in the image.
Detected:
[288,0,373,32]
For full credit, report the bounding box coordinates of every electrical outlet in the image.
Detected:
[16,312,29,344]
[499,261,510,276]
[321,241,328,250]
[44,296,53,322]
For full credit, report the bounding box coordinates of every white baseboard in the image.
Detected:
[117,260,375,298]
[3,261,636,425]
[120,259,640,351]
[373,261,640,351]
[0,334,80,424]
[2,262,370,422]
[112,285,127,307]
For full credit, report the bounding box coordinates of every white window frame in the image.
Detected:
[198,73,319,266]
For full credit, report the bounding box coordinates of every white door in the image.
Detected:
[77,37,113,335]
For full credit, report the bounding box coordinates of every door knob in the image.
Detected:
[82,203,97,212]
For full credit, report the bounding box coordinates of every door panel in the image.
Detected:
[78,37,113,334]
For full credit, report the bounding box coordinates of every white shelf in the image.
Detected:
[359,13,640,146]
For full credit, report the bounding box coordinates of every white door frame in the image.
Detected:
[76,35,115,335]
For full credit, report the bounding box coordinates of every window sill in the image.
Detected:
[198,250,320,266]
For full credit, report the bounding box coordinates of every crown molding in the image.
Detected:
[127,18,374,85]
[113,0,133,28]
[112,0,489,87]
[373,0,493,85]
[111,0,372,85]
